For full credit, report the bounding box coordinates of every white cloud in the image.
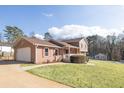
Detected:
[34,34,44,39]
[42,13,53,17]
[121,5,124,9]
[48,24,122,39]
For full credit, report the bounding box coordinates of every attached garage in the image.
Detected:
[16,47,31,62]
[13,37,61,64]
[13,38,35,63]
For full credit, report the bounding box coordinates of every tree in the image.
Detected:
[106,34,117,60]
[0,32,2,43]
[87,35,106,57]
[30,31,35,37]
[117,32,124,60]
[4,26,25,43]
[44,32,53,40]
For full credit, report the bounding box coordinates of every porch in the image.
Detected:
[61,46,84,62]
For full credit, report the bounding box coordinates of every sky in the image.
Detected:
[0,5,124,39]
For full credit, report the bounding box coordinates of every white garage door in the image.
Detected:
[16,47,31,62]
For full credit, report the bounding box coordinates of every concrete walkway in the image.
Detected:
[22,62,67,70]
[22,62,95,71]
[0,61,70,88]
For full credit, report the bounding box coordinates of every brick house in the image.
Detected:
[13,37,88,64]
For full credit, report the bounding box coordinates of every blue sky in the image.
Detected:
[0,5,124,39]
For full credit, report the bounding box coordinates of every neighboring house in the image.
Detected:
[0,42,14,57]
[95,53,107,60]
[13,37,88,64]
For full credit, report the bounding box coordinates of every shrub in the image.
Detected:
[70,55,88,63]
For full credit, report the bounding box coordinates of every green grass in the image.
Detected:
[27,60,124,88]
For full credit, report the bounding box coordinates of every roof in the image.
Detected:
[14,37,61,48]
[59,41,79,48]
[62,37,88,44]
[59,41,73,46]
[62,37,83,43]
[48,39,79,48]
[95,53,107,56]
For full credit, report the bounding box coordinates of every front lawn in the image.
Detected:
[27,60,124,88]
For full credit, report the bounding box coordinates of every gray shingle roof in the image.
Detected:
[23,37,61,48]
[48,39,79,48]
[62,38,83,42]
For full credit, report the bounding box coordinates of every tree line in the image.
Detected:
[0,25,124,61]
[87,34,124,61]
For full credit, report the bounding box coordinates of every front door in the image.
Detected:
[65,50,68,54]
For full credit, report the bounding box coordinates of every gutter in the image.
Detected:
[34,43,61,48]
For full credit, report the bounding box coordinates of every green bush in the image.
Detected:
[70,55,88,63]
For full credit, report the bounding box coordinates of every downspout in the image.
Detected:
[68,45,70,62]
[35,45,38,64]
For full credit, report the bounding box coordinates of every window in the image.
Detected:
[54,49,60,55]
[81,43,83,48]
[55,49,58,55]
[45,48,48,56]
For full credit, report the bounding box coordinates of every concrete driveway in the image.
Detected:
[0,61,70,88]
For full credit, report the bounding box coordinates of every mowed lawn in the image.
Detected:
[27,60,124,88]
